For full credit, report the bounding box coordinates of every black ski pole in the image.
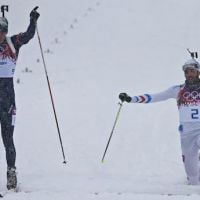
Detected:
[101,102,123,163]
[36,10,67,164]
[1,5,9,17]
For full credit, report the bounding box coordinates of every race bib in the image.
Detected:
[0,58,16,78]
[179,106,200,122]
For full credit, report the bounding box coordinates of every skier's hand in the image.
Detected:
[30,6,40,22]
[119,93,132,102]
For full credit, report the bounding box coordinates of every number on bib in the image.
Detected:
[191,109,199,119]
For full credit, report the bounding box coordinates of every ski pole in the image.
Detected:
[101,102,123,163]
[36,21,67,164]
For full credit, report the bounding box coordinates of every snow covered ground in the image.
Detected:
[1,0,200,199]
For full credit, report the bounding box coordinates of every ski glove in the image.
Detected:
[119,93,132,102]
[30,7,40,22]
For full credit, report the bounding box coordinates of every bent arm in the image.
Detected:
[10,20,36,51]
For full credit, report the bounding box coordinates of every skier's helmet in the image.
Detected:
[182,59,200,72]
[0,17,8,33]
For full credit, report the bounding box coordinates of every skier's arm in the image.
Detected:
[10,7,40,50]
[11,21,36,49]
[119,86,180,103]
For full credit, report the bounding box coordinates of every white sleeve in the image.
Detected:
[131,85,180,103]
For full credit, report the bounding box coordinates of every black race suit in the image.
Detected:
[0,20,36,167]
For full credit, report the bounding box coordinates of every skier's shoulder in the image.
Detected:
[8,33,25,52]
[164,84,183,95]
[170,84,184,90]
[10,34,22,46]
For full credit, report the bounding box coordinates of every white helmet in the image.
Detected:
[182,59,200,72]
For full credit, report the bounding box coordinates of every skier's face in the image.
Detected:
[0,31,6,43]
[184,68,200,83]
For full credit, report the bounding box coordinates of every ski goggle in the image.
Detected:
[182,63,200,72]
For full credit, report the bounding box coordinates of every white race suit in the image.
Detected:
[131,82,200,185]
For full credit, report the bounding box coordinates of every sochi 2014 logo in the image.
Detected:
[183,91,200,101]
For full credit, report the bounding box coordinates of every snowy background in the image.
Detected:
[0,0,200,199]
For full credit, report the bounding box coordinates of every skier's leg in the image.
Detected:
[181,134,199,185]
[1,106,17,189]
[1,107,16,168]
[195,135,200,178]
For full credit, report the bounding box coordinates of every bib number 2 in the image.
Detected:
[191,109,199,119]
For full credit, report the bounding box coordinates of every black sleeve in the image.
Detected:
[10,20,37,51]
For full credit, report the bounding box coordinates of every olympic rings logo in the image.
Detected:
[183,91,200,101]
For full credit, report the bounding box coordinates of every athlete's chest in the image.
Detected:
[0,41,14,60]
[178,86,200,106]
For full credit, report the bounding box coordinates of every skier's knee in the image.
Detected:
[6,147,16,156]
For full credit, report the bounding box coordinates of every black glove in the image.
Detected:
[119,93,132,102]
[30,6,40,22]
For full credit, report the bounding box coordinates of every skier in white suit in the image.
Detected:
[119,59,200,185]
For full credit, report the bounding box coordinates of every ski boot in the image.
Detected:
[7,167,17,190]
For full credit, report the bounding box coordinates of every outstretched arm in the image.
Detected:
[119,85,181,103]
